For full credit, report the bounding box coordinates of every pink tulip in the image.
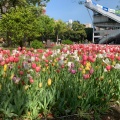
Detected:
[31,63,36,69]
[18,47,21,51]
[29,78,34,84]
[5,58,10,64]
[19,71,24,75]
[14,57,19,63]
[106,65,112,71]
[70,69,76,74]
[109,54,114,61]
[89,68,94,74]
[83,74,90,79]
[35,57,39,62]
[9,56,14,62]
[15,53,19,57]
[0,61,5,66]
[35,66,41,72]
[82,54,88,61]
[116,56,120,61]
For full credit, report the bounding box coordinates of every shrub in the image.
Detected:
[30,40,44,49]
[62,39,73,45]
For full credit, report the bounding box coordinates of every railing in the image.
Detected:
[85,2,120,23]
[99,29,120,44]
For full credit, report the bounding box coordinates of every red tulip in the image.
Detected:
[31,63,36,69]
[35,57,39,62]
[89,68,94,74]
[5,58,10,64]
[35,66,41,72]
[83,74,90,79]
[29,78,34,84]
[82,55,88,61]
[1,61,5,66]
[19,71,24,75]
[106,65,112,71]
[14,57,19,63]
[9,56,14,62]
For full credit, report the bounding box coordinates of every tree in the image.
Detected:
[85,28,93,41]
[38,15,55,41]
[72,21,86,42]
[54,20,67,43]
[0,6,40,47]
[0,0,50,14]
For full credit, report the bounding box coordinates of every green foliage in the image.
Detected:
[0,6,41,46]
[30,40,44,49]
[62,21,87,43]
[0,46,120,119]
[38,15,55,40]
[0,0,50,14]
[62,39,73,45]
[85,28,93,41]
[54,20,67,42]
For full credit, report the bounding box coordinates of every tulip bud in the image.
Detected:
[47,78,52,86]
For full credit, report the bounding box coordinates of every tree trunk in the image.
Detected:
[56,34,58,43]
[6,32,12,47]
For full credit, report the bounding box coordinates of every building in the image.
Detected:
[84,23,92,28]
[85,0,120,44]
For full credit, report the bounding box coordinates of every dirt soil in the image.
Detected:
[54,105,120,120]
[0,105,119,120]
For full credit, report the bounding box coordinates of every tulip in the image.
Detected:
[47,78,52,86]
[31,63,36,69]
[9,56,14,62]
[89,68,94,74]
[35,66,41,72]
[24,85,29,90]
[39,82,42,88]
[19,71,24,75]
[106,65,112,71]
[82,54,88,61]
[5,58,10,64]
[83,74,90,79]
[0,83,2,90]
[14,57,19,63]
[1,61,5,66]
[70,69,76,74]
[29,78,34,84]
[4,64,7,72]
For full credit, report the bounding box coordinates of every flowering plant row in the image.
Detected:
[0,44,120,120]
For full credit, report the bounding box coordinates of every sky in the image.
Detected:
[46,0,119,24]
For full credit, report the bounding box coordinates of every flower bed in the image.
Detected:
[0,44,120,120]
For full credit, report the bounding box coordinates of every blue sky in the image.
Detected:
[46,0,119,24]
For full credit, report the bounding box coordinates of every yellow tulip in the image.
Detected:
[24,85,29,90]
[86,62,91,68]
[108,80,112,83]
[4,64,7,72]
[10,73,14,80]
[39,82,42,88]
[3,72,6,77]
[85,66,90,71]
[112,61,116,65]
[54,59,57,62]
[78,96,82,99]
[80,65,84,68]
[46,66,49,69]
[42,68,46,72]
[47,78,52,86]
[99,76,104,81]
[27,111,31,116]
[0,84,2,90]
[82,69,86,74]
